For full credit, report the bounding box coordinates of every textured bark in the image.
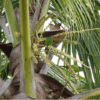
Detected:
[9,43,20,76]
[1,73,73,99]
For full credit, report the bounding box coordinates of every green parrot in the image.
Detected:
[51,65,84,72]
[44,36,53,54]
[71,65,84,72]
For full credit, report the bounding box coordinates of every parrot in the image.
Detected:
[44,35,53,55]
[51,65,84,72]
[70,65,84,72]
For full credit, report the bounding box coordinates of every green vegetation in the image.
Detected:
[0,0,100,99]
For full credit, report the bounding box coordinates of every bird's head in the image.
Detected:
[50,35,53,39]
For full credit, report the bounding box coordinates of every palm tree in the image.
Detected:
[0,0,100,99]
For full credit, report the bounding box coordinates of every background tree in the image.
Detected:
[0,0,100,99]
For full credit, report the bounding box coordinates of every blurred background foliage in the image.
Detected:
[0,0,100,95]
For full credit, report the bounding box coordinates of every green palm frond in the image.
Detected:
[48,0,100,91]
[31,11,99,93]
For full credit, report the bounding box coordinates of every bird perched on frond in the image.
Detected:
[71,65,84,72]
[44,35,53,55]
